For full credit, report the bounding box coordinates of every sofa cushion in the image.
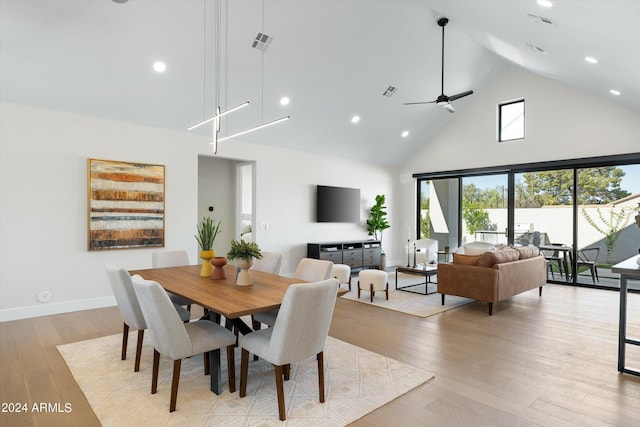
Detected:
[477,248,520,268]
[514,245,540,260]
[459,241,495,256]
[452,254,481,266]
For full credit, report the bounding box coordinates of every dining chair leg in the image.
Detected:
[239,349,250,397]
[274,365,286,421]
[441,294,445,305]
[169,359,182,412]
[357,281,361,299]
[121,323,129,360]
[283,364,290,381]
[251,316,261,331]
[317,352,325,403]
[385,283,389,300]
[204,351,210,375]
[134,329,144,372]
[226,345,236,393]
[370,284,374,303]
[151,349,160,394]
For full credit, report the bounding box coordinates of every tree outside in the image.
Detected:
[420,192,431,238]
[516,167,629,207]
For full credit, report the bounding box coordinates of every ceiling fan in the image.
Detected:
[404,17,473,113]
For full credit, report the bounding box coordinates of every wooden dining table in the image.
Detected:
[128,263,344,394]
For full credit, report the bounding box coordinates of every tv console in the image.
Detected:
[307,240,381,270]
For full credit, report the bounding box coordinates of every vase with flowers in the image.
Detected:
[195,216,222,277]
[226,239,262,285]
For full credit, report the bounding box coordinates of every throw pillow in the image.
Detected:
[477,249,520,268]
[453,254,481,266]
[514,245,540,260]
[461,241,495,256]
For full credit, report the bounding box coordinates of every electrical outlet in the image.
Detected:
[38,291,52,303]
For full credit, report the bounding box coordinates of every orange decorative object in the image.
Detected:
[210,256,228,280]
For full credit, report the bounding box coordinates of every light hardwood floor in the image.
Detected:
[1,283,639,426]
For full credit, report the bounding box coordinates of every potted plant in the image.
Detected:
[366,194,390,269]
[226,239,263,285]
[195,216,222,277]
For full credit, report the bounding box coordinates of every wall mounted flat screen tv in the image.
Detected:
[316,185,360,223]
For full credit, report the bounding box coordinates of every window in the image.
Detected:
[498,99,525,142]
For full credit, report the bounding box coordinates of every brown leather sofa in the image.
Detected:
[437,245,547,315]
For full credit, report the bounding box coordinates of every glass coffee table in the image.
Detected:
[395,263,438,295]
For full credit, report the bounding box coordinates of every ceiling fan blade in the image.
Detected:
[403,100,437,106]
[442,103,455,113]
[448,90,474,102]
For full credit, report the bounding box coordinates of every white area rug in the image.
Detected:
[58,333,433,426]
[341,272,473,317]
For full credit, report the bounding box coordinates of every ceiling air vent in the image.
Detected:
[382,86,398,97]
[251,33,273,52]
[526,43,548,55]
[527,13,556,26]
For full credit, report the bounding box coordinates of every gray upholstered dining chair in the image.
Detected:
[151,250,195,310]
[132,278,237,412]
[252,258,333,328]
[239,278,339,421]
[106,265,190,372]
[250,251,284,330]
[252,251,283,275]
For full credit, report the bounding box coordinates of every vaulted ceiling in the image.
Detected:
[2,0,638,165]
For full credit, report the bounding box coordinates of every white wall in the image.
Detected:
[397,66,640,254]
[0,102,393,321]
[197,155,236,257]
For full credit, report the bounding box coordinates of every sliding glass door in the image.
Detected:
[414,154,639,289]
[576,164,640,289]
[514,169,574,283]
[461,174,508,246]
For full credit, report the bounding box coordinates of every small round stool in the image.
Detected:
[332,264,352,291]
[358,269,388,302]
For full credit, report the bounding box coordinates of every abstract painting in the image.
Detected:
[88,158,165,250]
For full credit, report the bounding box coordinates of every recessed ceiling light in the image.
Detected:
[401,131,409,138]
[280,97,290,106]
[585,56,598,64]
[537,0,553,8]
[610,89,621,96]
[351,115,360,124]
[112,0,128,3]
[153,61,167,73]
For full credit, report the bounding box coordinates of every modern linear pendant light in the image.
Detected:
[187,0,289,154]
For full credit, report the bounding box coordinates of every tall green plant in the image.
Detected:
[581,207,631,263]
[366,194,390,253]
[194,217,221,251]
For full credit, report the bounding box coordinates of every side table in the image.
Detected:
[437,251,452,263]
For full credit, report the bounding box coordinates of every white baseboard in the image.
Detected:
[0,296,117,322]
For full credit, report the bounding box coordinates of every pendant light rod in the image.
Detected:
[187,101,250,130]
[214,116,290,143]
